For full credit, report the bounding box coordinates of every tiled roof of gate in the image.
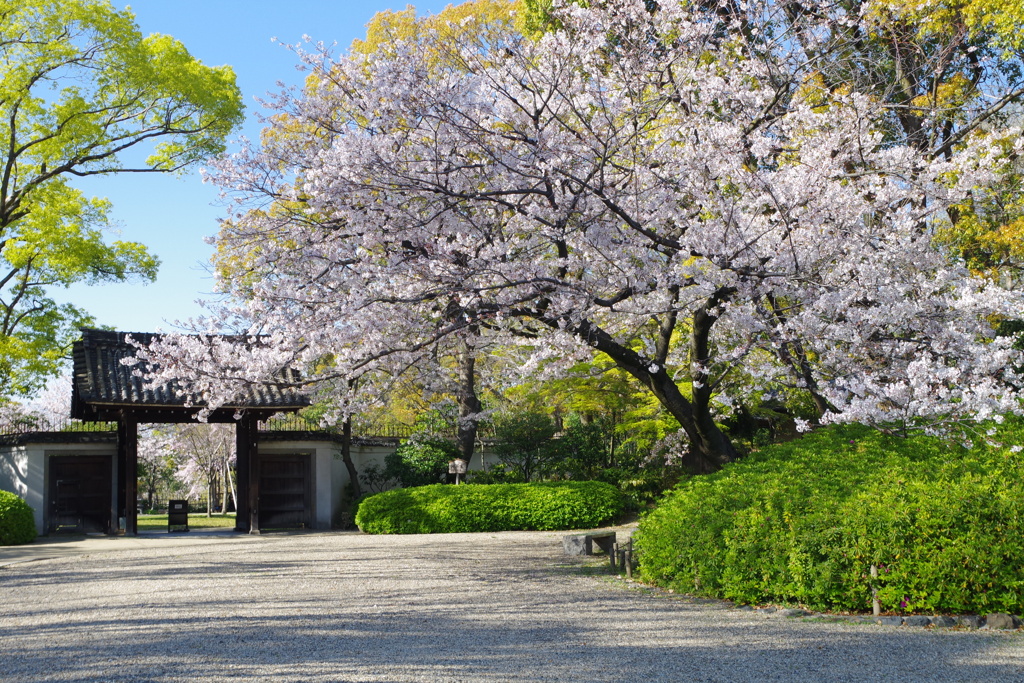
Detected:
[71,329,309,416]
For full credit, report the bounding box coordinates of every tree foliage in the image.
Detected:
[936,141,1024,286]
[491,410,559,482]
[0,0,243,395]
[383,433,459,488]
[213,3,524,466]
[142,0,1023,474]
[351,0,520,59]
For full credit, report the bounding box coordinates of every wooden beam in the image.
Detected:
[87,406,288,424]
[124,415,138,536]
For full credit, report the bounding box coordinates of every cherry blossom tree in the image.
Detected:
[141,424,236,515]
[136,427,177,512]
[142,0,1024,473]
[0,374,73,432]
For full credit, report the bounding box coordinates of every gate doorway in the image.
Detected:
[258,454,311,529]
[71,328,310,535]
[48,456,112,534]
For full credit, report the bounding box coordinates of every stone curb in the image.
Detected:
[735,605,1023,630]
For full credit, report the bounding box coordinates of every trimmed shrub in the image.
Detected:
[0,490,36,546]
[355,481,624,534]
[635,424,1024,614]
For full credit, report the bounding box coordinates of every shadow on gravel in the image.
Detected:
[3,598,1023,681]
[1,534,1022,681]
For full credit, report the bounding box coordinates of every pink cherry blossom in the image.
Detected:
[137,0,1024,472]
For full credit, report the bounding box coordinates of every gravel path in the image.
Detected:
[1,529,1022,682]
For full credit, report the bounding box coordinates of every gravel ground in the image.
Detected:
[1,529,1022,682]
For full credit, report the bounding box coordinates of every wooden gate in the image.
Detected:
[258,454,311,529]
[48,456,112,534]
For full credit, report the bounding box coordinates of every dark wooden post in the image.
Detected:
[248,413,260,535]
[235,413,260,534]
[116,417,126,534]
[235,414,250,533]
[116,413,139,535]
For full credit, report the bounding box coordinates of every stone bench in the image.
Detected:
[562,530,616,556]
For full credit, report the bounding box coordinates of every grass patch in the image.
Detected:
[137,513,236,531]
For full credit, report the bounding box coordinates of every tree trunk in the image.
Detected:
[340,414,361,499]
[765,294,836,419]
[565,314,739,474]
[456,336,482,467]
[207,470,214,517]
[226,461,237,513]
[221,459,229,515]
[648,364,738,474]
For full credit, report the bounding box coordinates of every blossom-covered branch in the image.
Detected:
[140,0,1024,472]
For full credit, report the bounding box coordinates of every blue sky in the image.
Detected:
[54,0,456,333]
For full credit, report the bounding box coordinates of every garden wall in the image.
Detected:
[1,430,497,534]
[0,433,118,534]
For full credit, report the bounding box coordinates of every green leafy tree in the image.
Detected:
[552,414,618,479]
[492,411,559,482]
[384,435,459,488]
[0,0,243,395]
[936,136,1024,286]
[375,407,461,488]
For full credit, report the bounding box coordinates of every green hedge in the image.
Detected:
[0,490,36,546]
[355,481,624,534]
[635,424,1024,614]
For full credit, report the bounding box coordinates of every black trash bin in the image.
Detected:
[168,499,189,532]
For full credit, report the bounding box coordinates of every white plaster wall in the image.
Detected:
[0,444,30,500]
[0,444,37,530]
[257,440,336,530]
[351,443,398,475]
[2,435,494,535]
[320,441,400,525]
[0,442,115,534]
[474,445,498,471]
[312,446,333,530]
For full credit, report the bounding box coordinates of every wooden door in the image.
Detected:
[258,454,310,529]
[48,456,112,534]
